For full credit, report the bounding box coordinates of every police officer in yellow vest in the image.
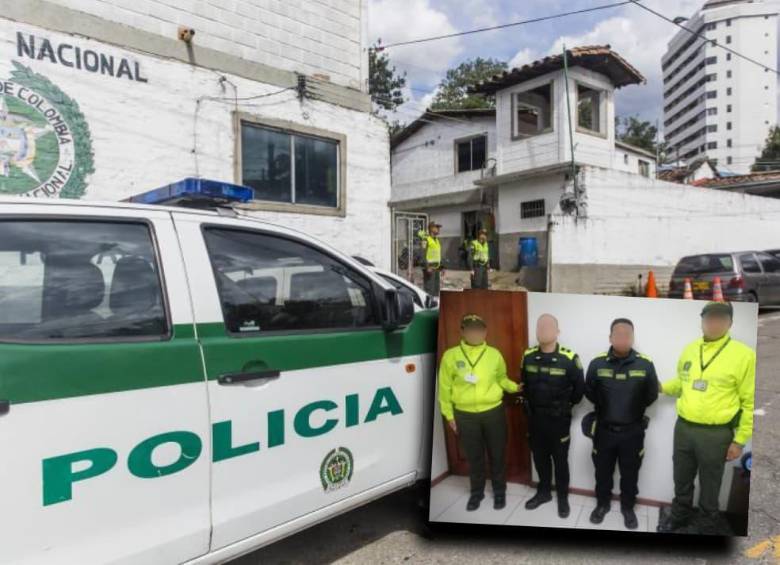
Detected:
[657,301,756,534]
[418,221,443,295]
[438,314,521,511]
[468,229,491,289]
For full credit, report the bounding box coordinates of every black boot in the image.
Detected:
[466,493,484,511]
[589,504,610,524]
[525,491,553,510]
[621,507,638,530]
[557,496,570,518]
[656,507,690,533]
[494,493,506,510]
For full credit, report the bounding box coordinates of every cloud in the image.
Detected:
[368,0,464,89]
[505,0,704,125]
[509,47,540,69]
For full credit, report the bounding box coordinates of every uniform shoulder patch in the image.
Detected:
[637,352,653,362]
[595,352,608,358]
[558,346,576,360]
[524,346,539,355]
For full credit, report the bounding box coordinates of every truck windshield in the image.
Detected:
[673,254,734,275]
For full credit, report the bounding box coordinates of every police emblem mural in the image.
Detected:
[320,447,354,492]
[0,61,94,198]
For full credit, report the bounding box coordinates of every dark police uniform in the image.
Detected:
[585,348,659,510]
[521,344,584,500]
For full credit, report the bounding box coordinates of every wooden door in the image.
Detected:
[437,289,531,484]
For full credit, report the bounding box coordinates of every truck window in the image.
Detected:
[203,228,378,333]
[0,220,168,341]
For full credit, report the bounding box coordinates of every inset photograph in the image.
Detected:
[429,290,757,536]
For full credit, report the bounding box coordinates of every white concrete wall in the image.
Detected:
[391,116,496,204]
[613,145,657,178]
[0,19,391,268]
[497,173,564,234]
[527,292,757,505]
[45,0,366,90]
[550,167,780,267]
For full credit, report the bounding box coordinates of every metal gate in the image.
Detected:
[392,211,428,281]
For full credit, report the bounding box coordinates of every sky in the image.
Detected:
[365,0,722,131]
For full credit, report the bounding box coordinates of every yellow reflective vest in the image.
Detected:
[662,333,756,445]
[438,341,519,421]
[471,240,489,264]
[419,233,441,264]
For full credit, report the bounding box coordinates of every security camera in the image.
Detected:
[178,26,195,43]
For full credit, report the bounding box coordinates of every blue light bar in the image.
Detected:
[124,178,253,207]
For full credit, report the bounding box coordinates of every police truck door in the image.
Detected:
[0,204,211,564]
[173,213,435,551]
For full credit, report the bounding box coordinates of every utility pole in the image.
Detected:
[562,44,579,206]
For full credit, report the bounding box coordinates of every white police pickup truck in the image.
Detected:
[0,179,438,565]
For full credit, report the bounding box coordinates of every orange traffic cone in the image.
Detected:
[712,276,724,302]
[645,270,658,298]
[683,278,693,300]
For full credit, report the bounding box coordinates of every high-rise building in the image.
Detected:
[662,0,778,173]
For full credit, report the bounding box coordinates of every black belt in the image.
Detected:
[599,420,643,433]
[678,415,734,429]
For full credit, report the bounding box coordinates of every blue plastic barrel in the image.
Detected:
[518,237,539,267]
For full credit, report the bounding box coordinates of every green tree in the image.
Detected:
[368,41,406,113]
[751,125,780,171]
[429,57,508,110]
[616,116,659,154]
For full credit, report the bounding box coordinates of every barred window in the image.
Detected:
[520,199,546,219]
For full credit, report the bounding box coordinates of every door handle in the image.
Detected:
[217,369,281,386]
[0,400,9,416]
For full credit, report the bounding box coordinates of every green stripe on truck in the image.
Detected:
[0,310,438,405]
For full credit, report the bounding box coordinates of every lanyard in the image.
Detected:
[700,337,731,373]
[460,344,487,371]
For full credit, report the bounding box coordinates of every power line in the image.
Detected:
[628,0,780,76]
[374,1,632,49]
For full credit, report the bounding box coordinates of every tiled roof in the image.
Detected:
[470,45,645,95]
[390,108,495,148]
[694,171,780,188]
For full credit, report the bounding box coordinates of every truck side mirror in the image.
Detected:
[379,287,415,331]
[424,295,438,309]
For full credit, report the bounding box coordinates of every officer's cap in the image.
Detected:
[461,313,487,329]
[428,220,442,229]
[701,301,733,319]
[478,228,488,235]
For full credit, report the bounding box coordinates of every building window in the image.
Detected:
[726,53,731,61]
[726,35,732,44]
[707,125,718,133]
[705,73,717,82]
[726,87,732,95]
[513,82,553,138]
[727,19,731,26]
[726,70,732,78]
[727,121,732,130]
[577,83,605,134]
[624,153,629,164]
[705,56,717,65]
[727,104,732,112]
[706,90,717,99]
[727,138,732,148]
[706,23,716,31]
[727,156,733,165]
[707,107,718,116]
[520,199,546,219]
[638,160,650,177]
[239,118,343,212]
[707,142,717,149]
[455,135,487,173]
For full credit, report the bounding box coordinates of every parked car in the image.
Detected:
[668,251,780,305]
[766,249,780,261]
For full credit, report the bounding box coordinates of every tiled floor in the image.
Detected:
[429,475,662,533]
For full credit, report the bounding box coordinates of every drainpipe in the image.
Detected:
[546,214,554,292]
[562,44,579,208]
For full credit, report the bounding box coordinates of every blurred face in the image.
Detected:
[702,314,732,340]
[479,232,487,242]
[610,322,634,355]
[462,325,487,345]
[536,314,559,346]
[430,225,440,236]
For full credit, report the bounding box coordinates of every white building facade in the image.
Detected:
[662,0,778,174]
[0,0,394,268]
[391,46,780,294]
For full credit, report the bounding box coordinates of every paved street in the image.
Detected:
[237,309,780,565]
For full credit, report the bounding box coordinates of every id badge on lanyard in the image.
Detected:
[460,345,487,385]
[695,338,731,393]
